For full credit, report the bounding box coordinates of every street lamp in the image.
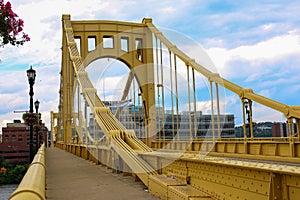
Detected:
[34,100,40,154]
[244,100,250,125]
[27,66,36,162]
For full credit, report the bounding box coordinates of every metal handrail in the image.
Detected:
[9,143,46,200]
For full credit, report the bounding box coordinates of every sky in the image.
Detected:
[0,0,300,132]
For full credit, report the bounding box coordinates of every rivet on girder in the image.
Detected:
[269,164,273,168]
[290,168,295,172]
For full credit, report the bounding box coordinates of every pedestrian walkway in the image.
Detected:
[46,147,159,200]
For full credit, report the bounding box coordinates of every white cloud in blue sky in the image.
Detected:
[0,0,299,130]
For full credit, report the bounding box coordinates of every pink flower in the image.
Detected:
[18,18,23,26]
[5,1,10,9]
[17,26,22,32]
[23,33,30,41]
[0,0,30,47]
[8,8,17,18]
[0,0,29,47]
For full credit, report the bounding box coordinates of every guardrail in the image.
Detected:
[9,144,46,200]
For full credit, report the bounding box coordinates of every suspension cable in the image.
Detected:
[160,40,165,142]
[187,65,192,140]
[155,36,161,142]
[169,50,175,140]
[192,68,197,138]
[216,83,221,139]
[133,78,137,137]
[210,81,215,140]
[174,54,179,139]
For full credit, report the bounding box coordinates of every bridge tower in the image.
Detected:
[52,15,300,200]
[60,15,156,147]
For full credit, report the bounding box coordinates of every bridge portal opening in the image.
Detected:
[85,58,146,139]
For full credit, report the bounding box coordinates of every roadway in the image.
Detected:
[46,147,159,200]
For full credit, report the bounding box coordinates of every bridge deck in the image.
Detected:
[46,147,158,200]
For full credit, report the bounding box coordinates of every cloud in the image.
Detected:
[204,32,300,117]
[252,103,286,123]
[1,0,299,134]
[207,33,300,72]
[0,94,27,114]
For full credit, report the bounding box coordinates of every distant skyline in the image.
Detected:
[0,0,299,132]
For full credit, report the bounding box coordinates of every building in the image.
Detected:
[116,106,235,139]
[0,120,48,163]
[272,122,297,137]
[77,103,235,145]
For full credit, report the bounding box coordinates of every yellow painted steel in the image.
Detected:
[152,138,300,163]
[60,15,158,186]
[58,143,300,200]
[9,144,46,200]
[145,20,300,138]
[60,14,156,147]
[50,111,59,147]
[55,15,300,199]
[141,151,300,200]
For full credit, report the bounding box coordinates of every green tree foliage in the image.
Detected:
[0,156,28,185]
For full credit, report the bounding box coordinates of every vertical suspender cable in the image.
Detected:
[288,118,295,157]
[78,83,83,144]
[215,83,221,139]
[242,99,247,139]
[192,68,197,138]
[160,40,165,142]
[138,86,142,138]
[129,76,133,131]
[94,115,97,143]
[133,77,137,137]
[187,65,192,140]
[77,82,80,127]
[138,87,141,137]
[142,90,146,138]
[174,55,179,139]
[84,101,88,144]
[66,50,70,145]
[249,100,254,140]
[296,118,300,141]
[128,80,131,130]
[210,81,215,140]
[155,36,161,142]
[169,51,175,140]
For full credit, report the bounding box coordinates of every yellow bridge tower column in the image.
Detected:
[60,15,157,147]
[136,18,156,146]
[61,14,74,149]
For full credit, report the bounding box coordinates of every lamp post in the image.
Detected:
[244,100,250,125]
[27,66,36,162]
[34,100,40,154]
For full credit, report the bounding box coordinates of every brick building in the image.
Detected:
[0,120,48,163]
[272,122,298,137]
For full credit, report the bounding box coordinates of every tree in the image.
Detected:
[0,0,30,47]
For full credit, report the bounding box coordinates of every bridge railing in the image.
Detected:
[8,144,46,200]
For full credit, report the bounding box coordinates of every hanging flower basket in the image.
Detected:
[22,112,37,126]
[34,124,41,132]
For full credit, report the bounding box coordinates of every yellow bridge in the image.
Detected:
[10,15,300,200]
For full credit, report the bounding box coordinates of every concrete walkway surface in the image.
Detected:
[46,147,159,200]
